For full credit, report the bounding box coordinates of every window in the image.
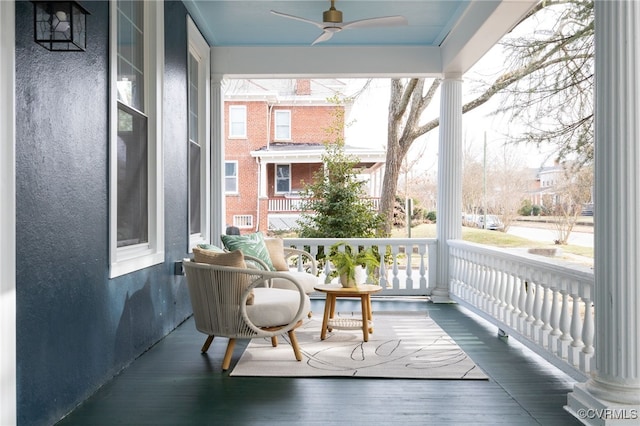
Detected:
[225,161,238,193]
[229,105,246,138]
[233,215,253,229]
[274,110,291,140]
[275,164,291,194]
[187,17,210,247]
[109,0,164,278]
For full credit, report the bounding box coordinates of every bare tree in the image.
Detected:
[551,163,593,244]
[462,143,484,219]
[488,144,531,232]
[377,0,595,235]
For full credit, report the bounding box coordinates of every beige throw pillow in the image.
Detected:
[265,238,289,271]
[192,248,254,305]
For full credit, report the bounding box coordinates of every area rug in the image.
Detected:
[230,312,488,379]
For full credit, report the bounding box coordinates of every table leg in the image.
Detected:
[361,295,369,342]
[367,295,374,333]
[320,294,332,340]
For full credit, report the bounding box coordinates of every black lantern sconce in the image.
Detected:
[32,1,90,51]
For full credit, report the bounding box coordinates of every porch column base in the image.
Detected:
[430,288,452,303]
[566,383,640,425]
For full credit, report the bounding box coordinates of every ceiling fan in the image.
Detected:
[271,0,408,45]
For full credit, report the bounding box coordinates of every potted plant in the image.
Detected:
[327,242,380,288]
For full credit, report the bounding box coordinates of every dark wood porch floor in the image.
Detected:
[56,298,582,425]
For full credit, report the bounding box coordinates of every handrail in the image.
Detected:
[283,237,437,296]
[448,239,594,381]
[269,197,380,212]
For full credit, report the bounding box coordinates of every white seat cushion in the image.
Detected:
[246,288,310,328]
[270,270,319,294]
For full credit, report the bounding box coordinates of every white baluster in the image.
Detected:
[405,244,413,290]
[580,298,594,372]
[533,277,544,328]
[568,294,584,366]
[558,290,572,359]
[418,244,427,290]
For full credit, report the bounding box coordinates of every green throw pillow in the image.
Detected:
[196,243,225,253]
[221,231,275,271]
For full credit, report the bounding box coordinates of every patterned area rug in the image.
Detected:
[230,312,488,379]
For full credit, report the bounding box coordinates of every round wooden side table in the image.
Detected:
[313,284,382,342]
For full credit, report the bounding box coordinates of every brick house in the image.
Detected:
[224,79,386,232]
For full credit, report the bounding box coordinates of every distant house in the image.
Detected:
[527,163,565,207]
[224,79,386,232]
[527,162,593,215]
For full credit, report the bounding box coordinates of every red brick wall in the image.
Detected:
[224,100,343,232]
[272,105,339,143]
[224,102,266,231]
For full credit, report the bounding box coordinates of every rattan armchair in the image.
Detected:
[183,260,311,371]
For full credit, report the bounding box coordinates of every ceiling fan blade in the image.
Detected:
[342,15,408,30]
[270,10,325,30]
[312,31,335,45]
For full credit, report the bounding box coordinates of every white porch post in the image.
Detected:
[566,1,640,424]
[211,75,226,245]
[258,159,268,198]
[433,76,463,302]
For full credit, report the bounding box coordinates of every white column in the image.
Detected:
[211,75,226,245]
[0,3,16,425]
[566,1,640,423]
[433,76,463,302]
[259,159,268,198]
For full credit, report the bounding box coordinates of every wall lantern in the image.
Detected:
[32,1,90,51]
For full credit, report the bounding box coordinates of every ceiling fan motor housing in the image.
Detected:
[323,7,342,23]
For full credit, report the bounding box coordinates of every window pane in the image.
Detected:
[225,162,237,192]
[117,105,148,247]
[189,142,201,234]
[275,110,290,140]
[229,106,246,137]
[188,52,201,235]
[188,53,199,145]
[117,0,144,111]
[276,164,290,193]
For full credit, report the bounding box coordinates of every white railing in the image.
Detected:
[448,240,594,380]
[269,197,380,212]
[283,237,437,296]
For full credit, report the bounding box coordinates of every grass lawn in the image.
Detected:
[392,223,594,260]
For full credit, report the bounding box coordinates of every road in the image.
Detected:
[507,224,594,248]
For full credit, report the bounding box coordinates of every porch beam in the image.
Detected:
[566,0,640,422]
[211,46,442,78]
[433,76,463,302]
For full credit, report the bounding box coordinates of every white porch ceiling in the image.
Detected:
[182,0,538,78]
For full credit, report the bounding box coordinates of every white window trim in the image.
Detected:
[274,110,291,140]
[0,2,17,425]
[228,105,246,139]
[187,16,211,250]
[225,160,239,194]
[109,1,165,278]
[274,163,291,194]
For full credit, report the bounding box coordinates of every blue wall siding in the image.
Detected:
[15,1,193,425]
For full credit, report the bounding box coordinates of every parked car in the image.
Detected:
[462,213,477,227]
[476,215,504,231]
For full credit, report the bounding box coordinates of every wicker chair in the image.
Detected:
[243,247,318,292]
[183,260,311,371]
